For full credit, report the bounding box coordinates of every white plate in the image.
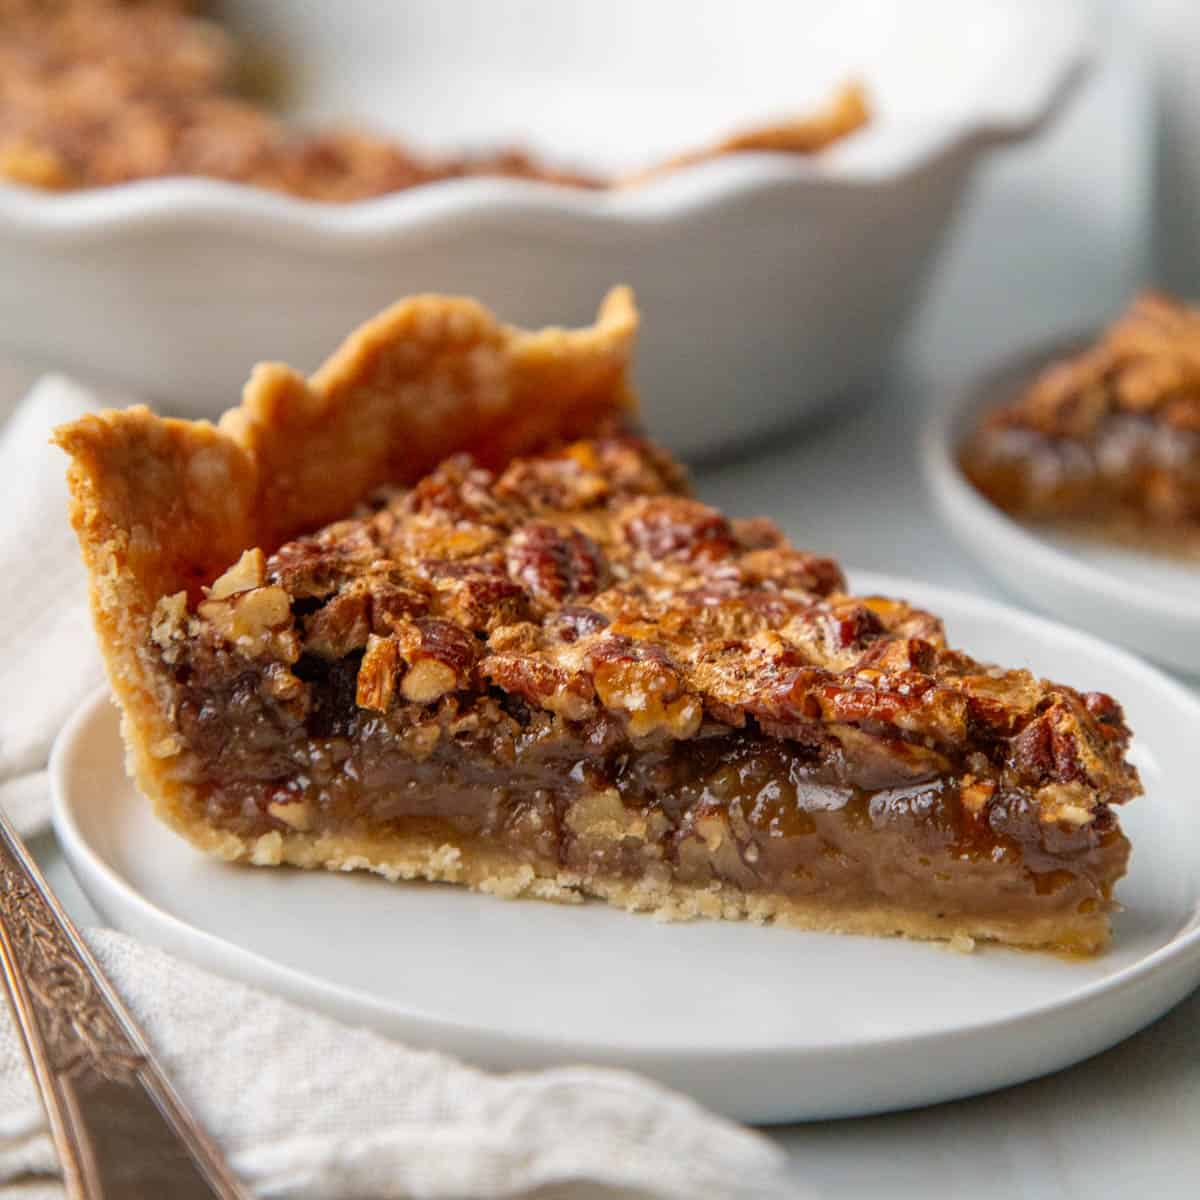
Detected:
[922,341,1200,675]
[50,573,1200,1124]
[0,0,1089,458]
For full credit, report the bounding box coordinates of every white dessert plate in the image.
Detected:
[51,573,1200,1124]
[923,340,1200,676]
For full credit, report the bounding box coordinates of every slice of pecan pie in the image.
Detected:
[961,291,1200,559]
[57,289,1137,954]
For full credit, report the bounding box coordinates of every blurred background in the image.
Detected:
[0,0,1166,454]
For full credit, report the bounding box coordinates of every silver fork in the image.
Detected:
[0,806,251,1199]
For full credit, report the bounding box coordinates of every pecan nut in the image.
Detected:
[621,496,736,563]
[391,617,479,703]
[505,521,608,607]
[356,634,402,711]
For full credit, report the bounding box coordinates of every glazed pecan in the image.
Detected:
[621,496,736,563]
[505,521,608,607]
[368,580,431,633]
[356,634,402,711]
[391,617,479,703]
[546,605,610,643]
[482,652,595,722]
[405,455,509,526]
[421,558,530,632]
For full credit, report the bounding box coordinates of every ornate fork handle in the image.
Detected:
[0,807,250,1199]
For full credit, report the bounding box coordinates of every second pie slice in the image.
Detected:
[960,291,1200,559]
[57,289,1138,954]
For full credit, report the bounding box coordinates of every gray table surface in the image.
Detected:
[27,9,1200,1198]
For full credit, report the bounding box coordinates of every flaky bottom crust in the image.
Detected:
[159,801,1111,956]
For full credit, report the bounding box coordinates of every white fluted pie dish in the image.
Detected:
[0,0,1090,456]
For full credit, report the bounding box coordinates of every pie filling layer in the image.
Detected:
[169,654,1129,945]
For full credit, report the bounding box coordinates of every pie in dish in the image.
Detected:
[961,291,1200,561]
[0,0,868,200]
[57,289,1138,954]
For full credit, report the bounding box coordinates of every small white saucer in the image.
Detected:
[922,340,1200,675]
[50,574,1200,1123]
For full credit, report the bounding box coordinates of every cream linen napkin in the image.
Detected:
[0,932,790,1199]
[0,376,795,1200]
[0,375,105,836]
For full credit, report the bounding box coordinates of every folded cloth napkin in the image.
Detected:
[0,375,105,837]
[0,375,795,1200]
[0,932,790,1200]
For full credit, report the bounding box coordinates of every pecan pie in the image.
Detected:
[0,0,868,200]
[961,291,1200,560]
[57,289,1137,954]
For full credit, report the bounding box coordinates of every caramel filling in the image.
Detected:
[174,655,1129,924]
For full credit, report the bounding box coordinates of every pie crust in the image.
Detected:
[57,288,1138,954]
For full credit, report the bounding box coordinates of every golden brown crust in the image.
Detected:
[54,289,638,835]
[619,81,870,186]
[224,287,638,547]
[54,406,258,835]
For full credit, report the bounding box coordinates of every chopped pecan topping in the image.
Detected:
[405,455,510,526]
[369,580,431,633]
[356,634,402,712]
[208,548,265,599]
[436,570,530,633]
[303,588,371,659]
[197,585,295,658]
[493,455,611,512]
[588,636,702,739]
[738,546,845,594]
[165,431,1139,808]
[391,618,479,703]
[1008,697,1110,790]
[621,496,736,562]
[482,652,595,722]
[267,527,379,598]
[546,605,610,643]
